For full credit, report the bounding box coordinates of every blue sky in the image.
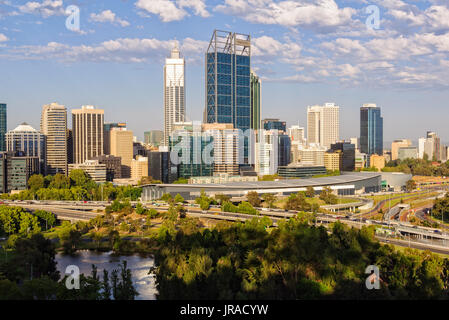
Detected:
[1,0,449,144]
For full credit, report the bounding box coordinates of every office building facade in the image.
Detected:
[110,128,133,178]
[104,122,126,155]
[164,45,185,146]
[0,103,6,152]
[92,155,122,181]
[205,30,251,162]
[391,139,411,161]
[330,141,356,171]
[148,151,176,184]
[41,103,67,175]
[68,160,106,183]
[307,103,340,148]
[0,152,40,193]
[6,123,46,174]
[360,104,383,157]
[72,105,104,164]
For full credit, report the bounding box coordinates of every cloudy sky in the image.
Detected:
[1,0,449,144]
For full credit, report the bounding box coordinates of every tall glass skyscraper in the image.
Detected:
[360,104,383,156]
[205,30,251,127]
[0,103,6,152]
[205,30,251,163]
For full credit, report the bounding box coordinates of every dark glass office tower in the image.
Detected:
[330,141,356,171]
[360,104,383,157]
[205,30,251,163]
[278,134,291,167]
[0,104,6,152]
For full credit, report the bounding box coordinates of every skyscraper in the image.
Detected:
[104,122,126,155]
[110,127,133,178]
[6,123,46,173]
[250,70,261,130]
[41,102,67,175]
[164,45,185,146]
[205,30,251,163]
[72,105,104,164]
[360,104,383,157]
[144,130,164,147]
[0,103,6,152]
[307,103,340,148]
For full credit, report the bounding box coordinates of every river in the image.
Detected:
[56,250,157,300]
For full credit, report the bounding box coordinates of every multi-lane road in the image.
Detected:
[4,197,449,254]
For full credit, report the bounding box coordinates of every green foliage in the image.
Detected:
[405,179,417,192]
[319,187,338,205]
[153,218,449,300]
[221,201,258,215]
[0,206,41,237]
[432,193,449,223]
[160,193,173,202]
[305,186,315,198]
[262,193,277,208]
[285,192,311,211]
[27,174,45,192]
[69,169,90,187]
[246,191,261,207]
[173,178,189,184]
[215,194,230,205]
[174,194,184,204]
[384,158,449,176]
[258,174,280,181]
[49,173,70,189]
[33,210,56,230]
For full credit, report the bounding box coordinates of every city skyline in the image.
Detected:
[0,1,449,142]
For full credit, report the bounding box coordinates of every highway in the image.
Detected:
[4,199,449,254]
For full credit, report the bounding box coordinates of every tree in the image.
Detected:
[49,173,70,189]
[28,174,44,192]
[69,169,90,187]
[305,186,315,198]
[406,179,417,192]
[215,194,230,205]
[319,187,337,205]
[247,191,261,207]
[262,193,276,208]
[174,194,184,204]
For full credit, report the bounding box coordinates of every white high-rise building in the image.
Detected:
[307,103,340,148]
[288,125,305,144]
[6,123,46,173]
[164,45,185,146]
[41,102,67,175]
[72,105,104,164]
[255,130,279,176]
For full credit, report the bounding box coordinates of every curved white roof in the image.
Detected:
[12,122,37,132]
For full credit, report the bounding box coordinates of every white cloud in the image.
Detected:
[135,0,209,22]
[18,0,64,18]
[215,0,356,32]
[5,37,207,64]
[90,10,130,27]
[0,33,8,42]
